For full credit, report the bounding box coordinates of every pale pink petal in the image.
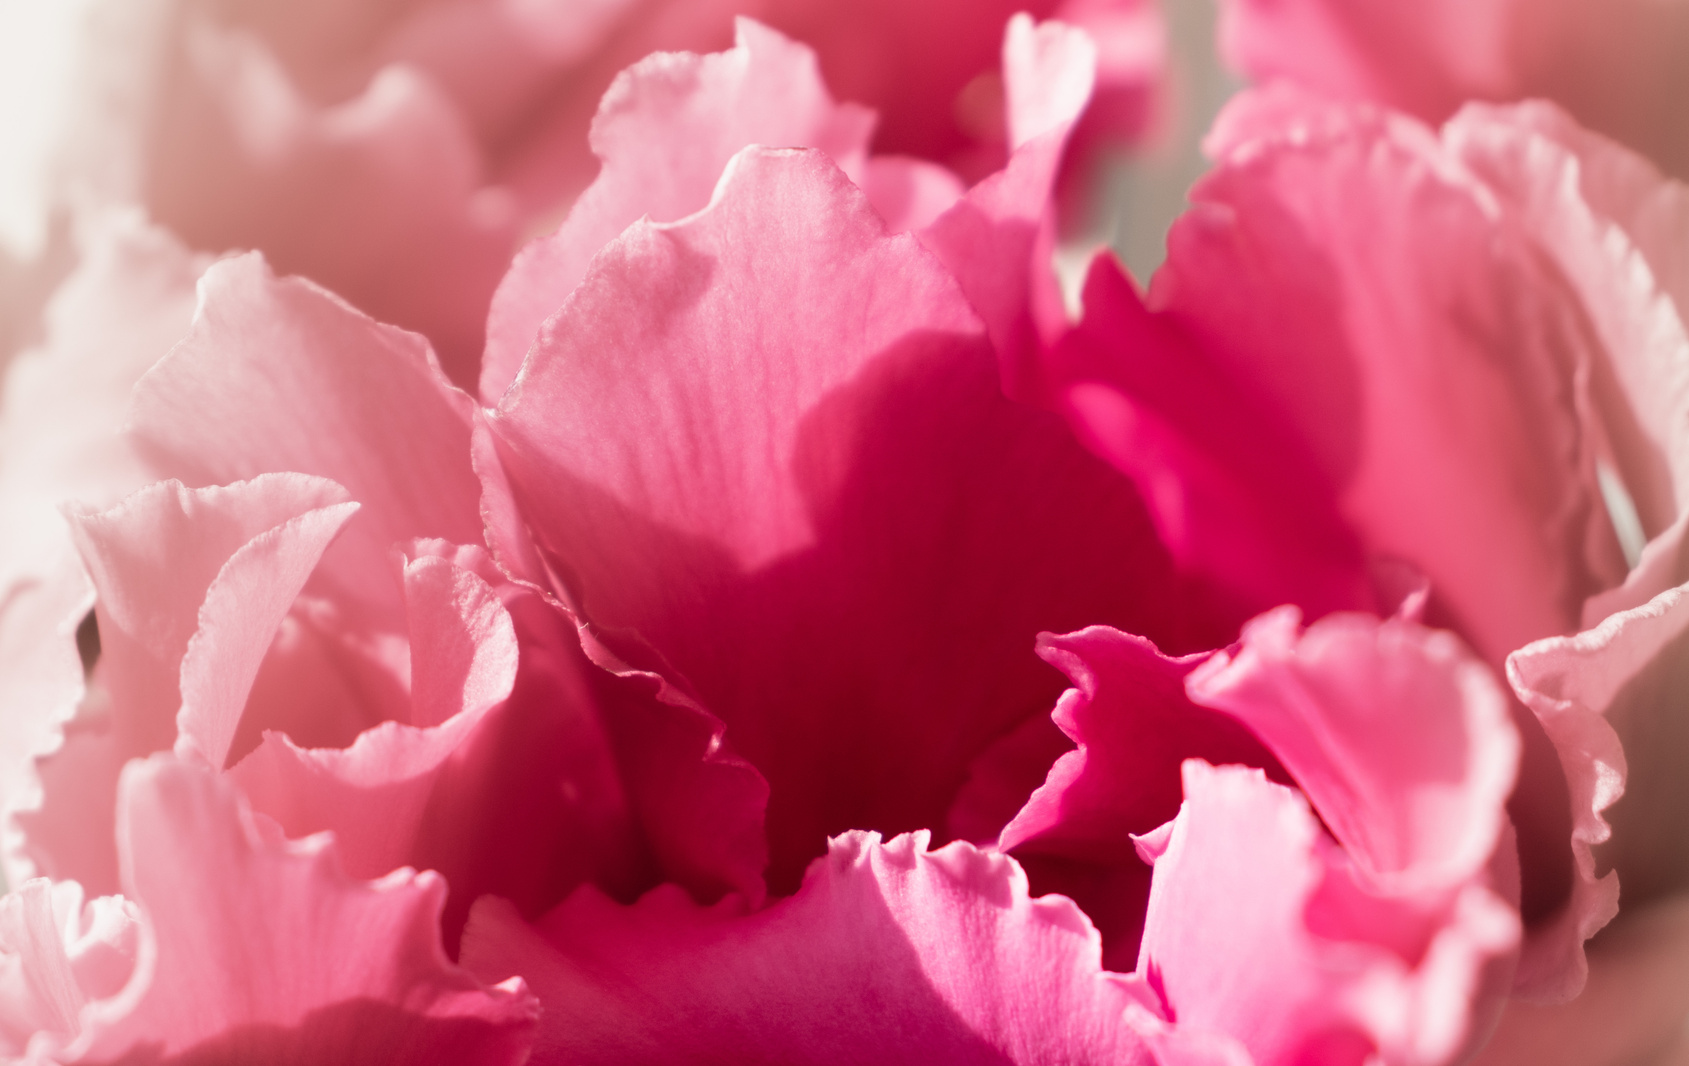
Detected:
[461,831,1150,1064]
[489,144,1180,890]
[129,252,485,635]
[63,474,355,760]
[18,723,125,896]
[918,15,1096,402]
[1505,584,1688,999]
[1136,761,1520,1066]
[1438,102,1689,622]
[0,879,139,1056]
[63,756,537,1064]
[146,20,518,386]
[227,554,516,879]
[1187,608,1520,894]
[0,554,92,886]
[480,17,875,403]
[993,625,1284,968]
[175,496,361,769]
[0,216,206,592]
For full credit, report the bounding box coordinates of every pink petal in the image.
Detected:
[480,17,875,403]
[1186,608,1519,894]
[64,756,536,1064]
[1438,102,1689,622]
[0,553,92,886]
[0,879,138,1055]
[461,831,1150,1064]
[1053,253,1374,627]
[64,474,355,761]
[145,21,518,385]
[228,554,519,879]
[129,252,485,636]
[859,156,968,233]
[994,625,1285,968]
[918,15,1096,402]
[0,217,204,591]
[1136,760,1520,1066]
[489,144,1179,890]
[1505,584,1687,999]
[1103,86,1620,667]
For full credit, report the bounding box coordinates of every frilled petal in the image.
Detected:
[489,144,1179,890]
[1438,102,1689,623]
[918,15,1095,402]
[1187,608,1520,894]
[993,626,1284,967]
[58,756,536,1064]
[63,475,355,761]
[0,554,92,886]
[228,554,517,878]
[129,253,485,636]
[1135,761,1520,1066]
[0,879,138,1057]
[480,17,875,402]
[461,831,1151,1065]
[1505,584,1688,998]
[144,19,518,385]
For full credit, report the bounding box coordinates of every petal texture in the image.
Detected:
[461,831,1152,1065]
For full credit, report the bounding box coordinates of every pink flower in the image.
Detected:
[1214,0,1689,180]
[0,10,1667,1065]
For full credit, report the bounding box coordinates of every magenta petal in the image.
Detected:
[994,625,1285,967]
[479,17,875,402]
[1187,608,1519,893]
[490,144,1178,889]
[461,831,1150,1065]
[1137,761,1520,1066]
[129,253,485,635]
[65,756,536,1064]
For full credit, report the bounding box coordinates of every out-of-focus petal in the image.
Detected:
[55,756,536,1063]
[461,830,1151,1065]
[490,144,1179,891]
[146,21,518,386]
[479,17,875,403]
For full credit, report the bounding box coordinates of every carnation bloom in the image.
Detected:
[1214,0,1689,181]
[0,9,1673,1066]
[8,0,1161,387]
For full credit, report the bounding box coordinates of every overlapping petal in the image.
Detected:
[461,830,1151,1065]
[488,142,1180,891]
